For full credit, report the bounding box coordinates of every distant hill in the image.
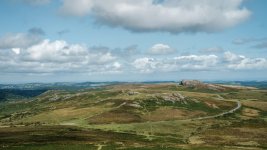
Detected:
[0,82,115,101]
[180,80,257,91]
[0,82,114,90]
[0,89,48,102]
[210,81,267,89]
[1,80,266,101]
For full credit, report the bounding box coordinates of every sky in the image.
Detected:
[0,0,267,83]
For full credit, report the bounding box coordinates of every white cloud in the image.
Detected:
[1,31,266,75]
[224,51,244,62]
[25,40,86,63]
[224,51,267,70]
[132,54,218,73]
[0,33,42,49]
[149,43,175,55]
[12,48,20,55]
[0,39,121,74]
[59,0,251,33]
[174,55,218,70]
[0,28,44,49]
[113,62,121,69]
[132,57,157,73]
[59,0,93,16]
[132,52,267,74]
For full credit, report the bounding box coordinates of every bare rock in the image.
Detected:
[180,80,225,91]
[180,80,203,87]
[128,91,139,95]
[162,92,186,103]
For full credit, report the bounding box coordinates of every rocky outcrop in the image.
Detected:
[180,80,203,87]
[160,92,187,104]
[180,80,225,91]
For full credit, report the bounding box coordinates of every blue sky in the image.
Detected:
[0,0,266,83]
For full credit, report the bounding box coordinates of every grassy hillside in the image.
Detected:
[0,83,267,149]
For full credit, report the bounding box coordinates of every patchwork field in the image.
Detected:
[0,82,267,149]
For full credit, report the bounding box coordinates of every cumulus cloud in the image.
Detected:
[224,51,267,70]
[0,39,122,74]
[24,40,87,63]
[0,28,44,49]
[149,43,175,55]
[132,52,267,74]
[174,55,218,70]
[12,48,21,55]
[132,54,218,73]
[132,57,158,73]
[59,0,251,33]
[1,31,266,75]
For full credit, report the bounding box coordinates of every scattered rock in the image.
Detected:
[127,102,141,108]
[49,94,60,101]
[127,91,139,95]
[161,92,187,103]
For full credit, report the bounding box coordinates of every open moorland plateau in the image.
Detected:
[1,0,267,149]
[0,80,266,150]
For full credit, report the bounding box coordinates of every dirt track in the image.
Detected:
[191,99,241,120]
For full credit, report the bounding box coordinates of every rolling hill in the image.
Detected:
[0,81,267,149]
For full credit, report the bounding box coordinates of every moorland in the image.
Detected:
[0,80,267,150]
